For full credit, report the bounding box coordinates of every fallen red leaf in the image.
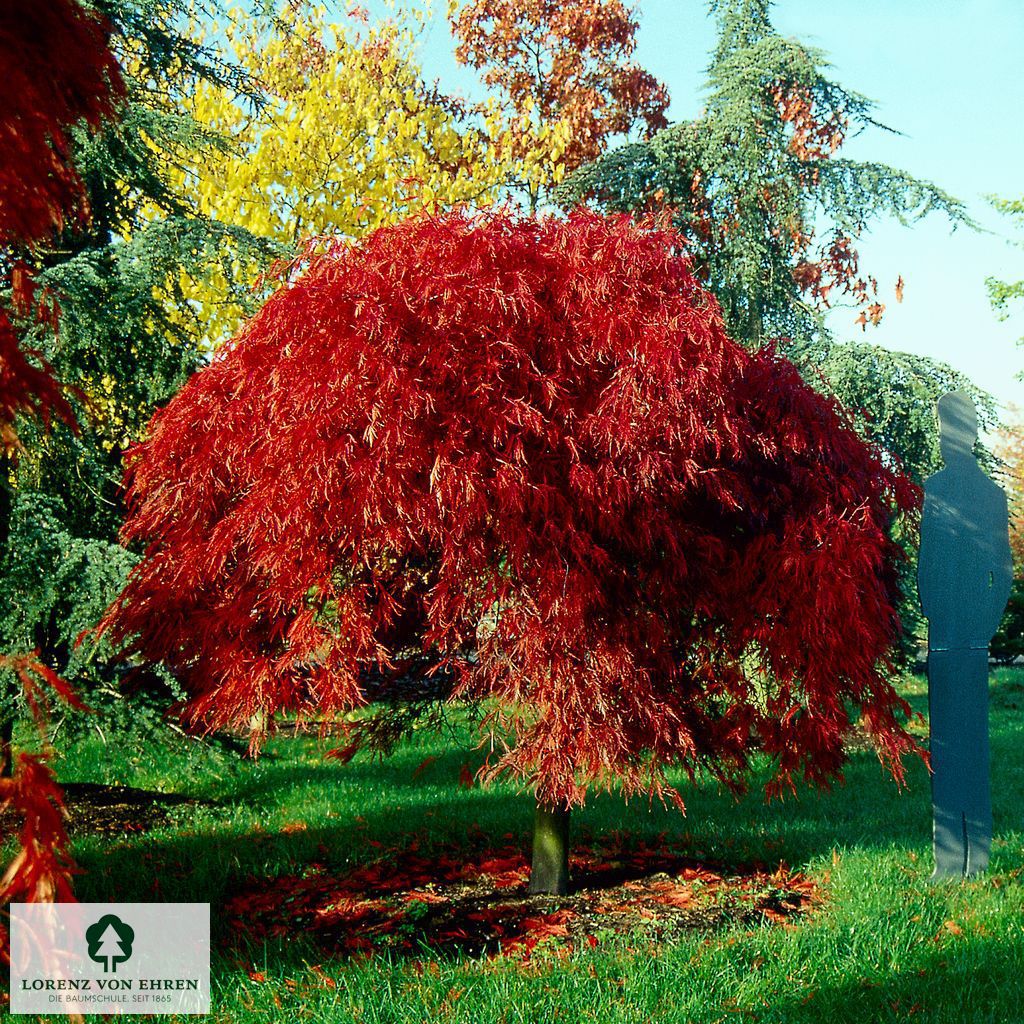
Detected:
[402,890,448,905]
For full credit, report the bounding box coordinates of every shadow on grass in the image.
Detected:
[765,935,1024,1023]
[73,731,1023,875]
[70,744,1007,899]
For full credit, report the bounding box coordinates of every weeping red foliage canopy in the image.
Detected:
[103,210,920,807]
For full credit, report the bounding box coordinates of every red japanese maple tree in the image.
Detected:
[102,210,920,892]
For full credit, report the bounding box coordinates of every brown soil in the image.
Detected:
[1,782,209,838]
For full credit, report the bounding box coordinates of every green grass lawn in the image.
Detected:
[20,669,1024,1022]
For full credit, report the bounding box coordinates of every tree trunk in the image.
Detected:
[528,801,570,895]
[246,709,268,755]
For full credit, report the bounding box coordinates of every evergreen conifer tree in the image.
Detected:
[561,0,969,352]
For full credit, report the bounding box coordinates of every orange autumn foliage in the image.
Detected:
[450,0,668,198]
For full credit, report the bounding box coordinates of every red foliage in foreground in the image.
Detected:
[0,0,121,448]
[0,0,120,951]
[0,0,123,247]
[102,210,920,808]
[0,655,84,959]
[0,754,77,906]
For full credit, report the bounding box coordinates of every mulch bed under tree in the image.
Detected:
[226,833,820,962]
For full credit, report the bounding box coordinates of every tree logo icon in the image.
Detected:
[85,914,135,973]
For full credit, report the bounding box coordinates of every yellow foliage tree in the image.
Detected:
[173,2,570,346]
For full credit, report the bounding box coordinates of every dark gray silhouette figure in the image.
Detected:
[917,391,1012,880]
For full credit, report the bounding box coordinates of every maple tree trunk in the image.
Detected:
[248,708,267,749]
[529,801,570,895]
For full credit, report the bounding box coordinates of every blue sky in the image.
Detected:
[408,0,1024,415]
